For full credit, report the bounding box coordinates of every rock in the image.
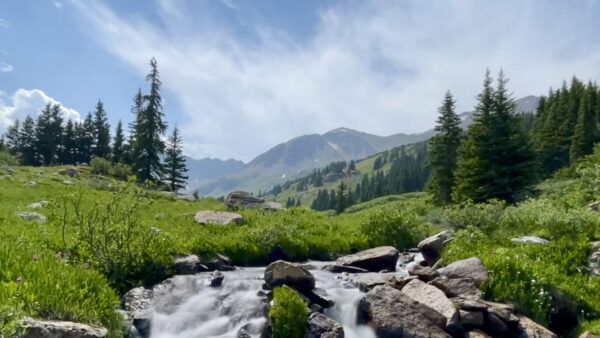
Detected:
[357,285,450,338]
[589,201,600,211]
[122,287,154,317]
[429,277,482,300]
[356,273,404,292]
[579,332,598,338]
[264,260,315,291]
[267,245,290,263]
[322,265,368,274]
[19,317,107,338]
[589,241,600,277]
[27,201,48,209]
[194,210,244,225]
[467,330,492,338]
[62,179,73,185]
[517,316,557,338]
[171,255,207,275]
[304,287,335,308]
[205,253,236,271]
[237,328,252,338]
[486,313,509,336]
[305,312,344,338]
[59,167,78,177]
[511,236,549,244]
[0,165,14,173]
[460,310,484,327]
[176,194,196,201]
[263,201,286,211]
[17,211,46,223]
[438,257,489,286]
[25,181,36,187]
[418,230,454,266]
[225,191,264,209]
[408,264,440,282]
[209,270,224,287]
[452,298,488,311]
[335,246,399,272]
[400,279,460,332]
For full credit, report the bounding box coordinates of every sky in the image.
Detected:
[1,1,600,162]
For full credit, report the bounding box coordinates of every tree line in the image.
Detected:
[2,58,188,191]
[427,70,600,205]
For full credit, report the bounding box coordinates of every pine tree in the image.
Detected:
[61,119,78,164]
[163,127,188,192]
[92,100,111,159]
[426,91,462,205]
[35,103,63,165]
[5,119,21,154]
[75,113,94,164]
[336,181,346,214]
[0,134,4,152]
[132,58,167,182]
[112,120,125,163]
[569,86,598,161]
[20,116,37,165]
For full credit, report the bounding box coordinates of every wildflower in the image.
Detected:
[83,262,89,269]
[57,251,63,259]
[32,255,38,261]
[16,277,22,283]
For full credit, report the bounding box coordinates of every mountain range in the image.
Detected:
[186,95,540,196]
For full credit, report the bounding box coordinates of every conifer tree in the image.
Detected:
[112,120,125,163]
[426,91,462,205]
[19,116,37,166]
[163,127,188,192]
[35,103,63,165]
[92,100,111,159]
[132,58,167,182]
[570,87,598,161]
[75,113,94,164]
[5,119,21,153]
[61,119,77,164]
[336,181,346,214]
[0,134,4,152]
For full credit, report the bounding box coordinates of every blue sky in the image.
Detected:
[1,0,600,161]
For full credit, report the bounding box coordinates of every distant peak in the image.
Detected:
[324,127,357,135]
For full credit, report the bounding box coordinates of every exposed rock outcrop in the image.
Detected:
[305,312,344,338]
[438,257,489,286]
[171,255,207,275]
[225,191,265,209]
[19,317,107,338]
[17,211,46,223]
[511,236,549,244]
[429,277,482,300]
[335,246,399,272]
[418,230,454,266]
[264,260,315,291]
[589,241,600,277]
[194,210,244,225]
[59,167,78,177]
[401,279,460,332]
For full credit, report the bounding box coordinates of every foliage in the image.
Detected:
[360,204,428,250]
[269,286,308,338]
[90,157,112,175]
[92,100,111,159]
[163,127,188,192]
[0,150,18,166]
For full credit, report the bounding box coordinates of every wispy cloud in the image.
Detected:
[0,89,81,134]
[73,0,600,161]
[54,1,63,10]
[0,18,10,29]
[0,62,13,73]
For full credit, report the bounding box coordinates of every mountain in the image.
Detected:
[194,95,540,197]
[185,157,245,192]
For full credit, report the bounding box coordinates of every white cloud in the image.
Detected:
[54,1,63,9]
[0,89,81,135]
[73,1,600,161]
[0,62,13,72]
[0,18,10,29]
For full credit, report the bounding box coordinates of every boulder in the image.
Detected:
[237,328,252,338]
[171,255,207,275]
[63,180,73,185]
[400,279,460,332]
[438,257,489,286]
[578,332,598,338]
[263,201,286,211]
[17,211,46,223]
[322,265,368,274]
[467,330,492,338]
[589,241,600,277]
[122,287,154,316]
[25,181,36,187]
[264,260,315,291]
[357,285,450,338]
[418,230,454,266]
[335,246,399,272]
[355,273,409,292]
[205,253,236,271]
[305,312,344,338]
[267,245,290,263]
[209,270,224,287]
[460,310,484,327]
[589,201,600,212]
[27,201,48,209]
[429,277,482,300]
[59,167,78,177]
[511,236,549,244]
[304,287,335,308]
[408,264,440,282]
[19,317,107,338]
[486,313,509,336]
[225,191,264,209]
[194,210,244,225]
[517,316,557,338]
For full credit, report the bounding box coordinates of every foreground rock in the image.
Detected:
[305,312,344,338]
[418,230,454,266]
[358,285,449,337]
[19,317,107,338]
[209,270,224,287]
[17,211,46,223]
[401,279,460,332]
[589,201,600,212]
[408,264,440,282]
[263,201,286,211]
[589,241,600,277]
[225,191,265,209]
[335,246,399,272]
[171,255,207,275]
[194,210,244,225]
[511,236,548,244]
[355,273,409,292]
[438,257,489,286]
[122,287,154,337]
[59,167,78,177]
[264,260,315,291]
[429,277,482,300]
[518,316,557,338]
[27,200,48,209]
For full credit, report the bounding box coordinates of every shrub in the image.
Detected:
[90,157,111,175]
[360,205,428,250]
[110,163,133,180]
[0,150,18,166]
[441,199,505,231]
[269,286,308,338]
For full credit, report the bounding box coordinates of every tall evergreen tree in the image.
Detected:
[20,116,37,166]
[112,120,125,163]
[0,134,4,152]
[92,100,111,159]
[570,87,598,161]
[61,119,78,164]
[5,119,21,153]
[426,91,462,205]
[75,113,94,164]
[163,127,188,192]
[336,181,346,214]
[132,58,167,182]
[35,103,63,165]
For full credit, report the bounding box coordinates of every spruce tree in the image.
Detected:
[0,134,4,152]
[112,120,125,163]
[35,103,63,165]
[426,91,462,205]
[92,100,111,159]
[5,119,21,153]
[336,181,346,214]
[20,116,37,166]
[132,58,167,182]
[61,119,77,164]
[75,113,94,164]
[570,88,597,161]
[163,127,188,192]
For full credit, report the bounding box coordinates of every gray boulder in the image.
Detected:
[322,265,368,274]
[122,287,153,337]
[225,191,264,209]
[194,210,244,225]
[511,236,548,244]
[357,285,450,338]
[467,330,492,338]
[304,287,335,308]
[429,277,482,300]
[17,211,46,223]
[460,310,484,327]
[27,201,48,209]
[356,273,407,292]
[517,316,557,338]
[19,317,107,338]
[24,181,36,187]
[263,201,286,211]
[589,241,600,277]
[408,264,440,282]
[171,255,207,275]
[209,270,224,287]
[588,201,600,211]
[304,312,344,338]
[438,257,489,286]
[401,279,460,332]
[264,260,315,291]
[418,230,454,266]
[59,167,78,177]
[335,246,399,272]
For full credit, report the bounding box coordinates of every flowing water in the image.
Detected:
[148,256,420,338]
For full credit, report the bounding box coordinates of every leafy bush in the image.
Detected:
[90,157,112,175]
[441,199,505,231]
[0,150,18,166]
[110,163,133,180]
[360,205,428,250]
[269,286,308,338]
